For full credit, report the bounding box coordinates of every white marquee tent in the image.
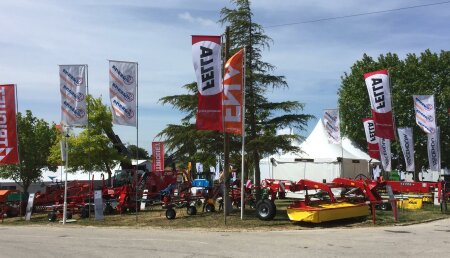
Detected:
[260,120,377,183]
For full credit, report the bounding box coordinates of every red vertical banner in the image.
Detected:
[364,70,395,140]
[223,49,244,134]
[0,84,19,164]
[192,35,223,131]
[362,118,381,160]
[152,142,164,172]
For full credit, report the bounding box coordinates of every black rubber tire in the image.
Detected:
[104,204,115,215]
[48,211,57,222]
[166,208,176,220]
[205,203,215,213]
[264,199,277,219]
[6,209,19,217]
[187,206,197,216]
[80,207,90,218]
[66,211,72,220]
[248,199,256,209]
[256,200,276,221]
[380,203,390,211]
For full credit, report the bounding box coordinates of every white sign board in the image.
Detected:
[25,193,35,221]
[94,190,104,220]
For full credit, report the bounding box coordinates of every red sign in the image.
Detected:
[0,84,19,164]
[152,142,164,172]
[192,35,223,131]
[223,49,244,134]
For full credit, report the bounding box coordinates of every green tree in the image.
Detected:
[159,0,313,198]
[338,50,450,171]
[127,144,150,159]
[220,0,313,196]
[0,110,57,194]
[49,96,124,181]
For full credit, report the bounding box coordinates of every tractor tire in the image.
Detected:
[187,206,197,216]
[264,199,277,219]
[80,207,90,219]
[104,204,115,215]
[66,211,73,220]
[205,203,215,213]
[256,200,276,221]
[380,203,391,211]
[166,208,176,220]
[48,211,57,222]
[6,209,19,218]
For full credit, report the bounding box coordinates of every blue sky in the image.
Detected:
[0,0,449,154]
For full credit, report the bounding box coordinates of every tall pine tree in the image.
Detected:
[159,0,313,198]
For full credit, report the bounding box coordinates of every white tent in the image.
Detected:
[260,120,376,183]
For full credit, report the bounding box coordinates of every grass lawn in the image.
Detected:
[1,200,449,230]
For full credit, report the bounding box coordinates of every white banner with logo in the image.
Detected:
[413,95,436,134]
[323,109,341,144]
[109,61,137,126]
[60,65,87,126]
[364,70,395,140]
[427,127,441,171]
[397,127,415,172]
[378,137,391,171]
[192,35,223,131]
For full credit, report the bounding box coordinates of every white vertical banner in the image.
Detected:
[427,127,441,171]
[109,60,137,126]
[413,95,436,134]
[378,137,391,171]
[60,65,87,126]
[323,109,341,144]
[397,127,415,172]
[364,70,395,140]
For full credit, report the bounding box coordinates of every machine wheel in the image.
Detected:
[48,211,57,222]
[6,209,19,217]
[166,208,176,220]
[205,203,215,213]
[80,207,90,218]
[264,199,277,218]
[187,206,197,216]
[104,204,115,215]
[256,200,276,221]
[380,203,391,211]
[248,199,257,209]
[66,211,73,220]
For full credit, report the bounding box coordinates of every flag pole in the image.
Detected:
[240,47,246,220]
[86,64,92,219]
[62,126,69,225]
[135,62,139,223]
[223,27,231,224]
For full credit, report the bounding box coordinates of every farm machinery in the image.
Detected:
[0,190,24,219]
[33,178,97,221]
[255,177,387,223]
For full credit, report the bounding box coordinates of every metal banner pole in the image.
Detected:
[240,48,246,220]
[63,127,69,224]
[135,63,139,223]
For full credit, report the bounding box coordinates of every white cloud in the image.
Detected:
[178,11,216,27]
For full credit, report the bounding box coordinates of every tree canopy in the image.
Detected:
[127,144,150,160]
[338,50,450,170]
[0,110,57,194]
[48,96,124,179]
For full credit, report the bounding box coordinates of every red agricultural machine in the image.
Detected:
[255,177,388,223]
[0,190,24,219]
